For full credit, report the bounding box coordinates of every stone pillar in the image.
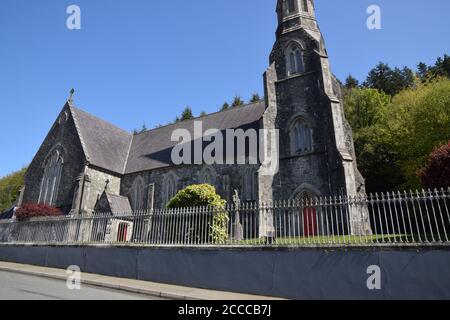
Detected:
[16,187,25,207]
[232,190,243,241]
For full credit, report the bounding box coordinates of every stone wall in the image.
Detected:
[263,25,364,200]
[22,106,86,213]
[121,164,259,210]
[1,244,450,300]
[82,166,122,214]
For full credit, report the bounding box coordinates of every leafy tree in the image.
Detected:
[0,167,27,212]
[250,93,262,103]
[344,77,450,192]
[419,142,450,189]
[199,111,207,117]
[167,184,229,244]
[220,102,230,111]
[385,77,450,189]
[231,96,244,107]
[352,126,407,194]
[344,88,390,131]
[345,75,360,89]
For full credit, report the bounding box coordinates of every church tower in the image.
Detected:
[260,0,367,205]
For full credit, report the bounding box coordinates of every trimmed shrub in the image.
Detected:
[167,184,226,209]
[167,184,229,244]
[15,203,62,222]
[419,142,450,189]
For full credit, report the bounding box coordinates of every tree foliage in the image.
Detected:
[344,75,359,89]
[231,96,244,107]
[221,102,230,111]
[363,62,415,96]
[180,106,194,121]
[419,142,450,189]
[15,203,62,222]
[250,93,262,103]
[167,184,226,209]
[0,167,27,212]
[344,88,390,131]
[346,77,450,192]
[167,184,229,244]
[418,54,450,82]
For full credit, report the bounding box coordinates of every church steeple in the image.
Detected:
[276,0,318,36]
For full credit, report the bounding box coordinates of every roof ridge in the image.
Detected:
[68,104,91,163]
[133,101,266,137]
[122,133,134,175]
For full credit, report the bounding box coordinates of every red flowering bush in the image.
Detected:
[419,141,450,189]
[15,203,62,222]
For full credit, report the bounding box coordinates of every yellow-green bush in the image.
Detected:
[167,184,229,244]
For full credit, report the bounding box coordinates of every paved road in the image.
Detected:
[0,270,164,300]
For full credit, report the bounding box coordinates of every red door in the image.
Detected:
[118,223,128,242]
[303,208,318,237]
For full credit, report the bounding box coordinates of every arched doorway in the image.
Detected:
[300,192,318,237]
[291,185,321,238]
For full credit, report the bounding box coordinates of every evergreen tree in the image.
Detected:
[417,62,429,81]
[220,102,230,111]
[363,62,415,96]
[180,106,194,121]
[250,93,262,103]
[231,96,244,107]
[200,111,207,117]
[345,75,359,89]
[427,54,450,80]
[132,123,148,134]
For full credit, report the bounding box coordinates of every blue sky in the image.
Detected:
[0,0,449,178]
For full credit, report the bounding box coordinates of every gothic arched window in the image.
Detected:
[291,118,313,155]
[199,167,216,187]
[131,177,145,211]
[302,0,309,13]
[286,45,305,76]
[163,173,178,205]
[39,150,64,206]
[242,169,257,201]
[285,0,297,14]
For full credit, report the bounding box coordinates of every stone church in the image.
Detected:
[19,0,366,216]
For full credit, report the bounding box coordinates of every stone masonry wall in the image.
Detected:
[22,105,86,214]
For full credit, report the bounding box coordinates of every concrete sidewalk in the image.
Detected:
[0,261,283,300]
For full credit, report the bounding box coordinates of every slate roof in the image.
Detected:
[105,193,132,214]
[68,101,266,175]
[70,106,133,174]
[124,101,266,174]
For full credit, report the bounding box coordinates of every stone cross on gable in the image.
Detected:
[68,88,75,104]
